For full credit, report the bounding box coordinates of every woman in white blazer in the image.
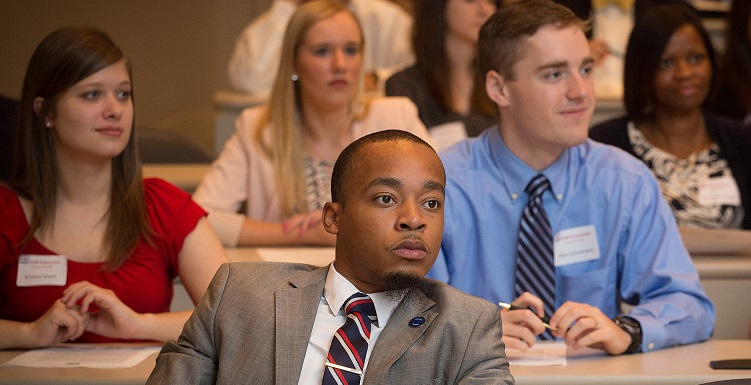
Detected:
[194,1,432,246]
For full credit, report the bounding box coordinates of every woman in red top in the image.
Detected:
[0,27,228,349]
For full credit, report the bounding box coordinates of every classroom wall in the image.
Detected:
[0,0,273,156]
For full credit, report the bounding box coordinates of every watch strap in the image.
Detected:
[613,315,642,354]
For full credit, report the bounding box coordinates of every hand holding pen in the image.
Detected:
[496,293,555,351]
[498,302,557,331]
[500,297,634,355]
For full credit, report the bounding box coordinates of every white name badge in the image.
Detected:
[429,121,467,152]
[554,225,600,267]
[17,255,67,287]
[697,175,741,206]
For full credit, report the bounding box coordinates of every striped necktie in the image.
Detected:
[322,292,377,385]
[514,174,555,340]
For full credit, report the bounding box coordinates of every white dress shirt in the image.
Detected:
[297,263,399,385]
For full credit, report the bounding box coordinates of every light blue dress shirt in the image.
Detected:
[428,127,716,352]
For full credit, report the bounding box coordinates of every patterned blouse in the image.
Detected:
[627,122,744,229]
[304,156,335,212]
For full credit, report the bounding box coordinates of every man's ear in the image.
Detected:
[485,70,511,108]
[322,202,341,235]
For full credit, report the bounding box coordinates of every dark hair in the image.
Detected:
[331,130,435,204]
[633,0,694,23]
[412,0,496,117]
[714,0,751,113]
[623,4,715,123]
[478,0,587,81]
[13,26,151,270]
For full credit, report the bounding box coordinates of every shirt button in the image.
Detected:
[647,342,655,350]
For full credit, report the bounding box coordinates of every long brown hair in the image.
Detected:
[12,26,152,270]
[412,0,496,118]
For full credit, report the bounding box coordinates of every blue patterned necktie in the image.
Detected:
[514,174,555,340]
[322,292,377,385]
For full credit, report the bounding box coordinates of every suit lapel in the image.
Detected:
[364,287,437,383]
[275,265,329,385]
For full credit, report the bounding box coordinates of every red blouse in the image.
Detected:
[0,178,205,342]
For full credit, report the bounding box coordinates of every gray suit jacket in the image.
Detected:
[147,262,514,384]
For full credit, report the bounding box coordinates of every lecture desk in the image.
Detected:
[224,245,751,339]
[509,339,751,385]
[0,342,161,385]
[0,340,749,384]
[141,163,210,193]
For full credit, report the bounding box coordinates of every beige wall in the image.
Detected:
[0,0,273,156]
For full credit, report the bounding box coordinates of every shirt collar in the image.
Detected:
[487,127,568,204]
[324,263,399,328]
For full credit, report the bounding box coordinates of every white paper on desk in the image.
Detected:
[679,226,751,255]
[1,345,161,368]
[256,247,335,265]
[506,340,567,366]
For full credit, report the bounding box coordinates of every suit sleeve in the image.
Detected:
[457,302,514,385]
[146,264,231,385]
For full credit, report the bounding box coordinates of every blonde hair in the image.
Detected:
[253,0,365,216]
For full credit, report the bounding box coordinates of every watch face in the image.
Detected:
[616,316,640,332]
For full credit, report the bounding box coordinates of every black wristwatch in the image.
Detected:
[613,315,642,354]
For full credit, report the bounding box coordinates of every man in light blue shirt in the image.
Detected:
[428,0,714,355]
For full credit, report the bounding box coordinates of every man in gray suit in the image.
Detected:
[147,130,514,385]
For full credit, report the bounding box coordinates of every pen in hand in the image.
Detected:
[498,302,557,331]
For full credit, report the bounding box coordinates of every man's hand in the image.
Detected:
[499,292,548,351]
[550,301,631,355]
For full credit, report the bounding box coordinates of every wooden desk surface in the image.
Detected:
[223,247,751,279]
[510,339,751,385]
[220,247,751,338]
[142,163,210,193]
[0,343,160,385]
[1,340,748,384]
[224,246,334,266]
[693,255,751,279]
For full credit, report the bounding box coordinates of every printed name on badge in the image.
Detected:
[554,225,600,267]
[697,175,741,207]
[17,254,67,287]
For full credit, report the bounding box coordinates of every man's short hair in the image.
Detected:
[478,0,588,81]
[330,130,435,205]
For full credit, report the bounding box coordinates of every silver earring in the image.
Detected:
[45,121,52,128]
[291,73,299,82]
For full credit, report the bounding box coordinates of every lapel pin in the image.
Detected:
[409,317,425,328]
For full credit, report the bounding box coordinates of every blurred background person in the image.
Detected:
[385,0,498,146]
[227,0,414,97]
[590,4,751,229]
[0,95,17,182]
[194,1,432,247]
[710,0,751,127]
[0,27,228,349]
